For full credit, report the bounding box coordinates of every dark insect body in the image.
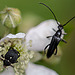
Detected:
[40,3,75,58]
[0,47,20,67]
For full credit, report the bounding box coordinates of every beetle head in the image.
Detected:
[58,25,63,30]
[3,59,11,66]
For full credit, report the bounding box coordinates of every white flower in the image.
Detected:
[0,67,15,75]
[26,63,58,75]
[0,33,34,75]
[26,19,65,51]
[0,63,58,75]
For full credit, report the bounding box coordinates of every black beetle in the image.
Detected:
[40,3,75,58]
[0,47,20,67]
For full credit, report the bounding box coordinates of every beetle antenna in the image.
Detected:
[63,16,75,26]
[39,3,59,25]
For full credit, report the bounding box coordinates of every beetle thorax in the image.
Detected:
[55,30,62,37]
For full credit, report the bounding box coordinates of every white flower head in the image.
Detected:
[0,33,34,75]
[26,19,65,51]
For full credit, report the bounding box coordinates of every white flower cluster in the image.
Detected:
[0,33,34,75]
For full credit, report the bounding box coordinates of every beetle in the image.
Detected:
[0,47,20,67]
[40,3,75,58]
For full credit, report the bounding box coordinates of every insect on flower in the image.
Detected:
[39,3,75,58]
[0,46,20,68]
[0,33,34,75]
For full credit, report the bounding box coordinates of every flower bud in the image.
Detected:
[0,7,21,28]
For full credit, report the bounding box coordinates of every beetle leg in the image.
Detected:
[0,58,3,61]
[44,44,50,54]
[52,28,56,32]
[62,33,67,35]
[61,39,67,43]
[54,47,57,55]
[10,65,14,68]
[46,36,52,38]
[1,54,5,58]
[15,61,18,63]
[0,45,4,47]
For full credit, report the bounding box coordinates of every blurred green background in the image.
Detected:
[0,0,75,75]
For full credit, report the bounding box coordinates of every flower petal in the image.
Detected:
[0,33,25,43]
[0,67,15,75]
[26,19,65,51]
[6,33,25,38]
[26,63,58,75]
